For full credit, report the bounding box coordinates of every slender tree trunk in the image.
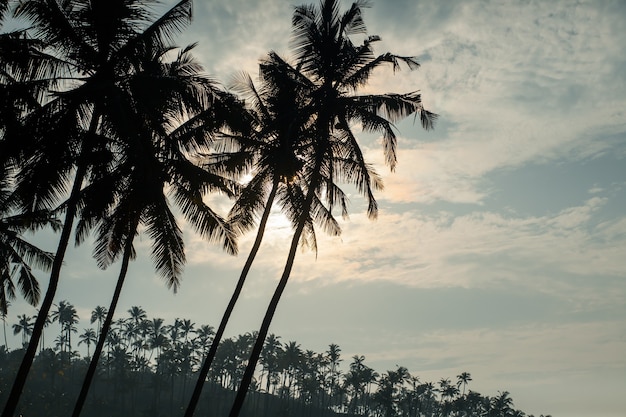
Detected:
[2,107,102,417]
[229,168,322,417]
[183,181,279,417]
[1,161,87,417]
[71,231,135,417]
[2,317,7,349]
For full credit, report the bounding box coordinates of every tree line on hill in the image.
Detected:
[1,304,551,417]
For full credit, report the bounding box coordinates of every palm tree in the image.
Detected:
[280,341,304,399]
[90,305,107,339]
[229,1,436,415]
[193,324,215,357]
[147,318,168,360]
[457,371,472,396]
[1,304,8,348]
[50,299,79,353]
[2,1,207,414]
[126,306,147,360]
[12,313,33,347]
[344,355,378,415]
[78,328,97,357]
[70,40,239,417]
[184,50,315,417]
[490,391,514,417]
[128,306,147,327]
[326,343,342,407]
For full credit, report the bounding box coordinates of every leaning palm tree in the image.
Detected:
[229,1,436,415]
[1,1,201,416]
[183,51,317,417]
[70,42,239,417]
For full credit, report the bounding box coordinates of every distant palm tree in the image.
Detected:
[78,328,97,357]
[193,324,215,356]
[260,333,283,394]
[326,343,342,405]
[90,306,107,339]
[50,300,79,353]
[1,304,8,348]
[12,313,33,347]
[281,341,303,399]
[490,391,514,417]
[147,318,168,360]
[229,1,436,415]
[457,371,472,396]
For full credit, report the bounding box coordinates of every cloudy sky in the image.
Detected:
[7,1,626,416]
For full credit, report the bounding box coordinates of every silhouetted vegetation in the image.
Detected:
[0,306,550,417]
[1,0,552,416]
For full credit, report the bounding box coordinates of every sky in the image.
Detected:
[4,1,626,416]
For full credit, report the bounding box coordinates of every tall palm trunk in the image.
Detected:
[229,165,323,417]
[71,229,136,417]
[2,316,7,349]
[2,173,82,417]
[184,180,279,417]
[1,113,100,417]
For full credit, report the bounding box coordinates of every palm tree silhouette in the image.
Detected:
[490,390,514,417]
[1,1,210,414]
[12,313,33,347]
[457,371,472,396]
[1,304,8,348]
[78,328,97,357]
[260,333,283,394]
[50,300,79,354]
[70,40,239,417]
[229,1,436,415]
[90,305,107,339]
[184,50,315,417]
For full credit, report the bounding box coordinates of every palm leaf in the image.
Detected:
[144,194,185,291]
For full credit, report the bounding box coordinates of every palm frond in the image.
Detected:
[339,1,370,36]
[144,195,185,291]
[14,0,95,72]
[4,236,54,273]
[13,263,41,307]
[126,0,192,53]
[227,170,274,235]
[171,185,237,256]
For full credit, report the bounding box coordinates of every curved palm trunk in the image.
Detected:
[71,232,135,417]
[184,181,279,417]
[229,169,321,417]
[1,147,91,417]
[2,105,103,417]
